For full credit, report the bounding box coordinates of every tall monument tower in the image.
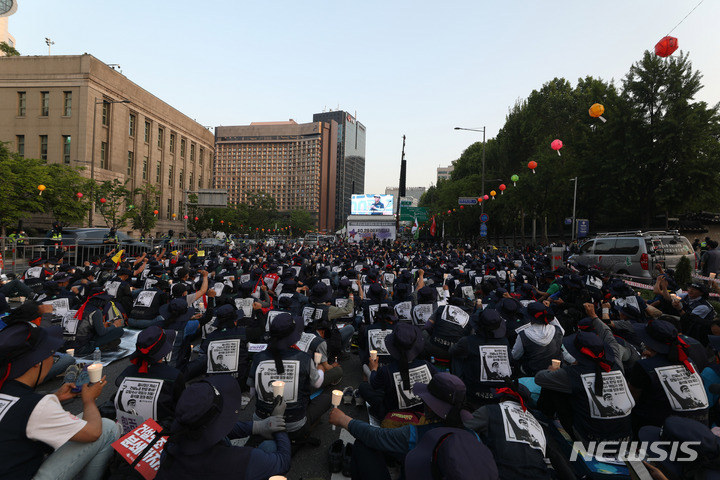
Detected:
[0,1,18,56]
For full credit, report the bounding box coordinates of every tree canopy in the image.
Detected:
[421,50,720,243]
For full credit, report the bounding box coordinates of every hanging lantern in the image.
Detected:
[477,197,482,203]
[483,195,489,201]
[511,174,519,186]
[128,204,134,210]
[499,184,506,194]
[38,185,46,195]
[100,197,107,204]
[589,103,606,123]
[172,213,177,218]
[655,36,678,57]
[153,209,159,215]
[528,161,537,173]
[490,190,497,200]
[220,220,224,224]
[460,205,464,210]
[76,192,83,198]
[551,139,563,156]
[183,215,188,220]
[194,216,199,221]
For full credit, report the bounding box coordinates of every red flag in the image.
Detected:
[430,216,437,237]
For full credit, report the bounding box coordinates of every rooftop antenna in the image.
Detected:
[45,38,55,55]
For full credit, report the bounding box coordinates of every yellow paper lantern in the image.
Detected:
[490,190,497,200]
[589,103,606,123]
[38,184,46,195]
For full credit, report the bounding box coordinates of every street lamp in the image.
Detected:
[89,98,131,226]
[570,177,578,241]
[454,126,486,214]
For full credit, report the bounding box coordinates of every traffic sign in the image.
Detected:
[480,213,489,223]
[458,197,478,205]
[480,223,488,237]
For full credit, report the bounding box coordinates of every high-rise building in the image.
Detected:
[0,54,215,232]
[213,121,338,232]
[0,0,18,56]
[385,186,426,210]
[312,110,365,231]
[437,164,454,182]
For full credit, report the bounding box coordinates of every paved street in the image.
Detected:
[44,336,368,480]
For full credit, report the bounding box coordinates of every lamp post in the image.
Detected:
[89,98,131,226]
[570,177,578,241]
[454,126,486,214]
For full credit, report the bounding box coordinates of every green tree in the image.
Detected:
[94,179,131,229]
[289,209,314,236]
[245,192,279,231]
[0,144,49,235]
[41,164,93,225]
[127,183,161,236]
[621,51,720,226]
[0,42,20,57]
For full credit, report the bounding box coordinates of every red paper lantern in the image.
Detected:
[477,198,482,203]
[100,197,107,204]
[153,209,159,215]
[655,36,678,58]
[499,184,506,194]
[528,161,537,173]
[194,216,199,221]
[220,220,224,224]
[76,192,83,198]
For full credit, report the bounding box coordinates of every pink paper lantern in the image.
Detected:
[551,139,563,156]
[483,195,489,201]
[76,192,83,198]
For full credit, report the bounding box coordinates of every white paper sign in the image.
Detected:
[479,345,512,383]
[500,402,546,455]
[581,371,635,419]
[115,377,163,434]
[255,359,301,403]
[207,339,242,374]
[655,365,708,412]
[393,365,432,409]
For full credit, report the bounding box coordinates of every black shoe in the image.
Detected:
[342,442,353,477]
[329,439,344,473]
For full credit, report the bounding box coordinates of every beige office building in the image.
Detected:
[0,54,215,233]
[214,121,338,232]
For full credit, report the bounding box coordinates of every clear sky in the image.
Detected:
[8,0,719,195]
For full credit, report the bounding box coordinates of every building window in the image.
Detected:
[199,148,204,166]
[170,134,175,153]
[144,121,150,143]
[189,172,194,190]
[16,135,24,157]
[142,156,148,180]
[129,114,136,137]
[102,102,109,126]
[40,92,49,116]
[100,142,107,169]
[180,139,186,158]
[190,144,195,162]
[178,201,182,217]
[199,175,203,189]
[39,135,48,160]
[62,135,71,164]
[168,165,173,186]
[63,92,72,116]
[17,92,26,116]
[179,168,184,188]
[167,199,172,220]
[156,160,162,183]
[157,128,164,148]
[127,151,134,175]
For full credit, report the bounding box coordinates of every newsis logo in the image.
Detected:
[570,441,701,463]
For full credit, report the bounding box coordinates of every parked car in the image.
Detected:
[569,230,696,280]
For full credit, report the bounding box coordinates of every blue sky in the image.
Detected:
[9,1,720,195]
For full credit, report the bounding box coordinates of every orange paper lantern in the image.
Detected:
[528,161,537,173]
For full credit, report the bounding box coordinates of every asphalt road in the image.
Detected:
[43,336,369,480]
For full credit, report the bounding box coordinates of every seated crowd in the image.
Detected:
[2,238,720,480]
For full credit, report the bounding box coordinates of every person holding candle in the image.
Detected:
[0,321,119,479]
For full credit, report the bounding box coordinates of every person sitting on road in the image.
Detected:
[0,321,119,479]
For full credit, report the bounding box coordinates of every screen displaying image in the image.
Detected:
[351,194,394,216]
